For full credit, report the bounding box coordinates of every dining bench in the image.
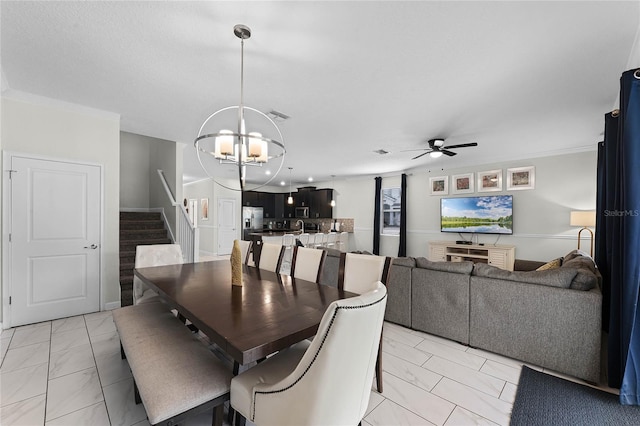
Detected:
[112,302,233,426]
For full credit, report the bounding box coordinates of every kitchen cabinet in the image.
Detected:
[261,192,276,218]
[311,189,333,219]
[242,191,259,207]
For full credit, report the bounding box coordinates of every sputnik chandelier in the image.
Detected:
[194,24,286,190]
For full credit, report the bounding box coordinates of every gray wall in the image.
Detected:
[327,150,597,261]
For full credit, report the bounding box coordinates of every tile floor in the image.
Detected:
[0,308,617,426]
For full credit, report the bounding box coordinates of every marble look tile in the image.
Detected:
[46,401,110,426]
[479,360,522,385]
[465,347,527,369]
[132,420,152,426]
[382,337,431,366]
[383,326,425,347]
[500,383,517,403]
[423,356,505,398]
[46,367,103,421]
[85,315,116,337]
[365,391,385,416]
[49,343,95,379]
[363,421,374,426]
[411,329,470,351]
[432,378,512,425]
[0,337,10,364]
[10,322,51,349]
[83,310,112,322]
[0,328,15,339]
[0,394,46,426]
[0,363,48,407]
[90,329,121,358]
[1,341,50,373]
[383,352,442,392]
[415,340,485,370]
[444,406,498,426]
[51,316,86,334]
[381,371,455,425]
[95,349,132,387]
[102,377,148,426]
[50,327,90,353]
[365,399,436,426]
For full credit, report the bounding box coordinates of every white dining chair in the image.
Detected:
[258,242,285,273]
[290,246,327,284]
[230,282,387,426]
[133,244,184,305]
[338,252,391,393]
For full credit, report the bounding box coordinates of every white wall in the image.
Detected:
[326,150,597,261]
[183,176,242,256]
[1,92,121,314]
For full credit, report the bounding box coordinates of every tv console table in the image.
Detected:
[428,241,515,271]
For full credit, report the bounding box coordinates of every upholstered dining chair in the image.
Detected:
[290,246,327,284]
[133,244,184,305]
[230,282,387,426]
[257,242,285,273]
[237,240,252,265]
[338,252,391,393]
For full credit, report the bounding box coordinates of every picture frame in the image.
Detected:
[201,198,209,220]
[477,169,503,192]
[507,166,535,190]
[429,176,448,195]
[451,173,474,194]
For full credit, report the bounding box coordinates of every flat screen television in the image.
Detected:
[441,195,513,234]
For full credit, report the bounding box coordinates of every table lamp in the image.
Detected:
[570,210,596,257]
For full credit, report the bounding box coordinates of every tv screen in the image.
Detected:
[441,195,513,234]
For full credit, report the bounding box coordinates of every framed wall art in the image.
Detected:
[451,173,474,194]
[477,169,503,192]
[429,176,448,195]
[201,198,209,220]
[507,166,535,190]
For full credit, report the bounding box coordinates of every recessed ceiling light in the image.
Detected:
[308,177,313,182]
[265,170,271,175]
[280,181,285,186]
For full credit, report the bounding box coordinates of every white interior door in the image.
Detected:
[7,155,101,327]
[217,198,236,256]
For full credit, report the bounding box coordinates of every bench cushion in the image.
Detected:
[113,303,233,425]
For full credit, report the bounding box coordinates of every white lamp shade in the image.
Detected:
[248,132,262,158]
[215,130,234,158]
[570,210,596,227]
[430,151,443,159]
[287,195,293,205]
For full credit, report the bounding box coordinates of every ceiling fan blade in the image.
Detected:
[412,151,431,160]
[443,142,478,149]
[441,149,457,156]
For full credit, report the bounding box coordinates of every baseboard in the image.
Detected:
[104,301,121,311]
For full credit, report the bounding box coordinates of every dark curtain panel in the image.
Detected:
[373,177,382,255]
[398,174,407,257]
[598,69,640,405]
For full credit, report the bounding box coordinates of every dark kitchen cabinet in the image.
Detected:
[242,191,259,207]
[262,192,276,218]
[312,189,333,219]
[295,187,313,208]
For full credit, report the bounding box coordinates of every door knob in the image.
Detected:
[84,244,99,249]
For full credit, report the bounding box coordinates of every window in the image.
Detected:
[382,187,401,235]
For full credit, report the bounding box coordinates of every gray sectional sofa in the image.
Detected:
[356,249,602,383]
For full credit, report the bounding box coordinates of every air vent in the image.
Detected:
[267,110,290,122]
[374,149,389,155]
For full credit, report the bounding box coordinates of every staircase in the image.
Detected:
[119,211,171,306]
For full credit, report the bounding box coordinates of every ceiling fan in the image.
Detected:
[405,138,478,160]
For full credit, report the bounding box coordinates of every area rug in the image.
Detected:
[510,366,640,425]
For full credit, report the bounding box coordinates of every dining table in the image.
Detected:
[133,260,357,370]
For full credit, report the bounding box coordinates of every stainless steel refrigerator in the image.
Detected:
[242,207,263,240]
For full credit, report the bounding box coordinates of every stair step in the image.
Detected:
[120,220,164,231]
[120,211,161,221]
[120,229,169,240]
[120,276,133,286]
[120,262,134,272]
[120,239,172,252]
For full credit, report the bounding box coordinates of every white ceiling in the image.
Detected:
[2,1,638,186]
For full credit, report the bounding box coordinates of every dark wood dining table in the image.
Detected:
[133,260,356,367]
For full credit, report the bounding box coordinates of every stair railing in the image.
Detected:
[157,169,199,263]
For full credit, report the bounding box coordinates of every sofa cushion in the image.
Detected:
[561,254,598,291]
[473,263,577,289]
[535,257,563,271]
[392,257,416,268]
[415,257,474,274]
[563,249,591,263]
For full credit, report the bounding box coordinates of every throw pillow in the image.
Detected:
[563,249,592,263]
[536,257,563,271]
[473,263,577,289]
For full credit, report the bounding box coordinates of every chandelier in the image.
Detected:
[194,24,286,191]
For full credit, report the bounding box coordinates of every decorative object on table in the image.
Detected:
[429,176,448,195]
[570,210,596,256]
[230,239,243,286]
[451,173,474,194]
[507,166,535,190]
[477,169,503,192]
[194,24,286,191]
